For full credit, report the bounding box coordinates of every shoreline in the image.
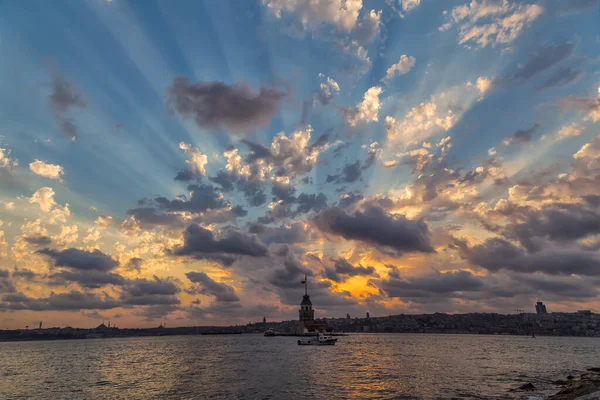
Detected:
[1,330,600,344]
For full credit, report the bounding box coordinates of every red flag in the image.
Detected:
[301,280,306,284]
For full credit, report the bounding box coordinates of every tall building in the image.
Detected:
[297,275,327,333]
[535,301,547,314]
[298,275,315,332]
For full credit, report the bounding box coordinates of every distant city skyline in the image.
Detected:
[1,0,600,329]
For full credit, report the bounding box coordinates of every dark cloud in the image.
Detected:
[135,304,179,320]
[541,67,582,90]
[38,248,119,272]
[186,271,240,302]
[314,205,434,253]
[23,235,53,246]
[240,139,272,162]
[272,182,297,203]
[210,171,267,206]
[376,269,483,299]
[296,192,327,214]
[458,237,600,276]
[155,184,229,213]
[125,207,184,229]
[504,203,600,250]
[126,258,144,272]
[503,123,540,145]
[327,161,362,184]
[513,42,575,81]
[167,77,286,134]
[0,270,16,294]
[12,269,39,280]
[174,168,196,182]
[120,277,181,306]
[48,73,86,140]
[268,259,312,289]
[173,224,268,264]
[252,222,314,245]
[324,258,377,282]
[1,291,120,311]
[333,258,376,277]
[337,192,364,208]
[48,75,86,113]
[50,270,126,289]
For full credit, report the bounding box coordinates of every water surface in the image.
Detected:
[1,333,599,399]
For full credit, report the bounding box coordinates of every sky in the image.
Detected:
[0,0,599,329]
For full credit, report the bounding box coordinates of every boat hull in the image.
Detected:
[297,338,337,345]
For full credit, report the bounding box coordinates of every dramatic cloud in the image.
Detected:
[1,291,120,311]
[120,277,181,306]
[440,0,543,48]
[29,160,65,181]
[314,205,434,253]
[50,270,125,289]
[186,271,240,302]
[458,238,600,276]
[167,77,286,134]
[176,142,208,181]
[154,184,229,213]
[324,257,377,282]
[173,224,268,264]
[377,268,483,299]
[384,55,416,81]
[343,86,382,127]
[38,247,118,272]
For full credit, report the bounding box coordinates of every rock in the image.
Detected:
[553,380,569,386]
[512,383,536,391]
[567,375,575,380]
[587,368,600,373]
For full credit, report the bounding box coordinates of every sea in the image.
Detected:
[1,333,599,399]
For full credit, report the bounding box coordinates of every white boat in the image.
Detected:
[264,329,276,337]
[297,333,338,345]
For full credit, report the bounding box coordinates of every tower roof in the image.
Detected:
[301,294,312,306]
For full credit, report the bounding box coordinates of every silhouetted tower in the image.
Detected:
[366,312,370,319]
[39,321,42,329]
[299,275,314,326]
[263,316,266,324]
[535,302,547,314]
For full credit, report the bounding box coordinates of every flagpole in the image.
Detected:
[305,274,308,296]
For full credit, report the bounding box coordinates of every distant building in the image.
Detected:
[346,313,351,320]
[535,302,548,314]
[366,312,370,319]
[577,310,592,315]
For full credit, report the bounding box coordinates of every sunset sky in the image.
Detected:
[1,0,599,329]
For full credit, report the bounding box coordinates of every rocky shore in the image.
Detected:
[549,368,600,400]
[510,368,600,399]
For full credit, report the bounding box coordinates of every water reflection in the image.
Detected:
[1,334,599,399]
